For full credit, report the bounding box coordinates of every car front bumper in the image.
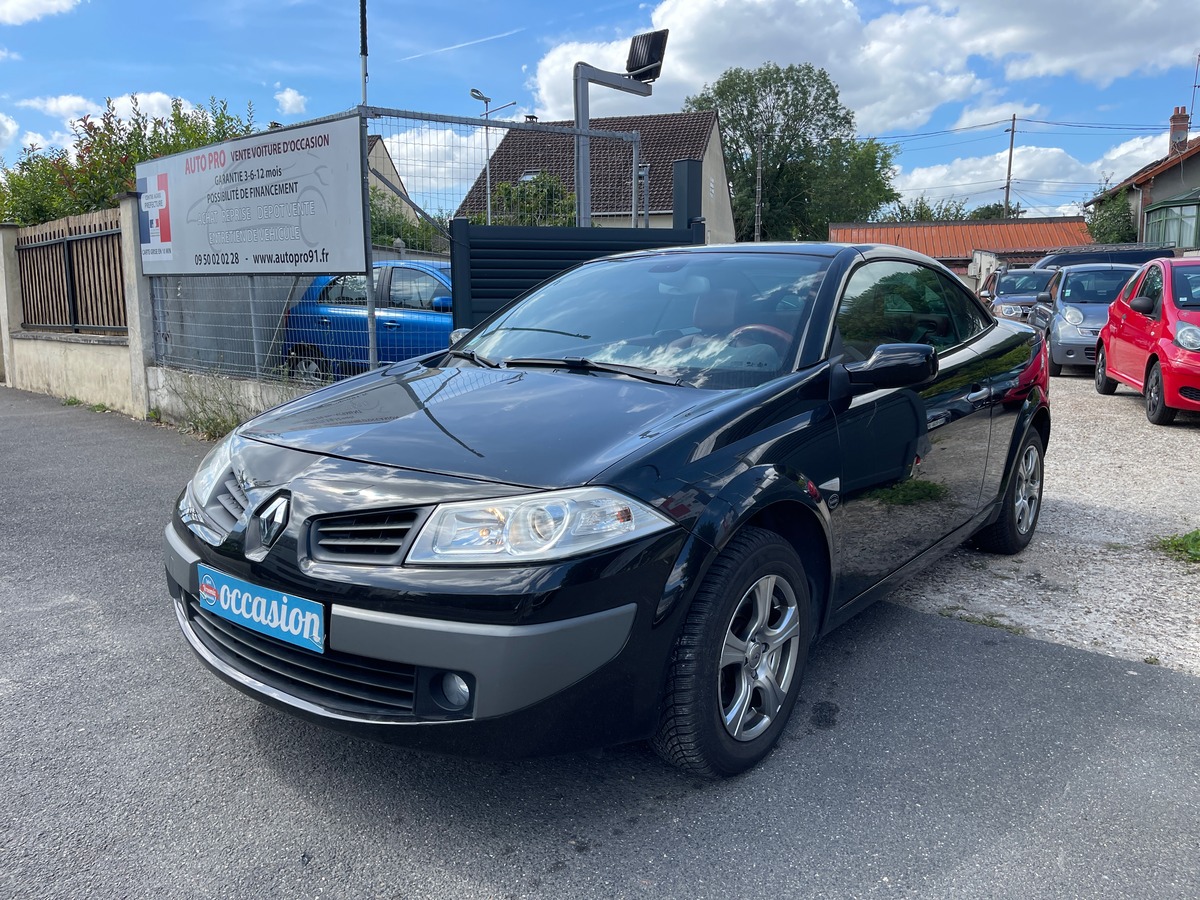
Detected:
[165,515,693,756]
[1160,344,1200,411]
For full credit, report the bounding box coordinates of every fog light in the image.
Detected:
[440,672,471,710]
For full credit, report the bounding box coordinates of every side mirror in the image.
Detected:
[845,343,938,392]
[1035,291,1052,304]
[432,296,452,313]
[449,327,472,346]
[1130,295,1155,315]
[978,289,993,301]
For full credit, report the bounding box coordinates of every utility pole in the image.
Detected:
[1003,114,1016,217]
[754,135,764,241]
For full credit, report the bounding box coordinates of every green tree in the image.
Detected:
[684,62,898,241]
[879,194,969,222]
[369,187,451,253]
[0,96,254,225]
[1086,188,1137,243]
[475,172,576,227]
[968,201,1025,220]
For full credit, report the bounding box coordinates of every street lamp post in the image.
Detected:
[470,88,515,226]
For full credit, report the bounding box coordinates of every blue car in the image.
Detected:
[283,260,452,380]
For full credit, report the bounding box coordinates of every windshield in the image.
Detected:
[1172,266,1200,307]
[995,270,1054,295]
[1061,269,1137,303]
[455,251,831,390]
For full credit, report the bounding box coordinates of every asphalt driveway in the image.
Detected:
[1,385,1197,899]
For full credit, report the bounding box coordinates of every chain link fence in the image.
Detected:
[151,108,642,385]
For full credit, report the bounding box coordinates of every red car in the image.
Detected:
[1096,257,1200,424]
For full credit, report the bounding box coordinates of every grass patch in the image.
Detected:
[1158,530,1200,564]
[62,396,82,406]
[939,608,1026,636]
[1144,656,1161,666]
[88,402,109,413]
[866,479,949,506]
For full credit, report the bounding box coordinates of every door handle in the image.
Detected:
[966,385,990,404]
[317,316,330,327]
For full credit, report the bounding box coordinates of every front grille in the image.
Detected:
[1085,347,1096,362]
[310,509,420,565]
[185,595,417,718]
[205,470,250,533]
[1181,386,1200,402]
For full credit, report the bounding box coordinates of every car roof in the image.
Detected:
[1055,263,1141,272]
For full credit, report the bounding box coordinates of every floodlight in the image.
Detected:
[626,30,668,83]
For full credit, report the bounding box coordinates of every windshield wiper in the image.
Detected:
[444,348,501,368]
[503,356,681,385]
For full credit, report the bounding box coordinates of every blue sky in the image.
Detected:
[2,0,1198,218]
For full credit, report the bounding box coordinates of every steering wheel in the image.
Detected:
[728,323,792,355]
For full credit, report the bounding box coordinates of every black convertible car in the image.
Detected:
[165,242,1050,777]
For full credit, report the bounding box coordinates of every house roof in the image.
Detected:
[827,217,1093,262]
[456,110,719,218]
[1094,135,1200,203]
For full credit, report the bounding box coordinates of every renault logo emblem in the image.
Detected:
[258,495,290,548]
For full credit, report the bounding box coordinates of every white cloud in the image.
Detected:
[16,129,72,152]
[0,47,22,62]
[951,102,1043,132]
[0,0,79,26]
[0,111,17,150]
[528,0,1197,135]
[110,92,183,120]
[274,87,307,115]
[17,94,101,121]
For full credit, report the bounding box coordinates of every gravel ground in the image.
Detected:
[891,369,1200,675]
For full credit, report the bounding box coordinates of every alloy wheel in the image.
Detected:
[719,573,802,742]
[1013,443,1042,535]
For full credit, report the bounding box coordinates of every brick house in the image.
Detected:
[455,110,736,243]
[1090,106,1200,250]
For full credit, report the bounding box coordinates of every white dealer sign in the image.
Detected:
[135,114,366,276]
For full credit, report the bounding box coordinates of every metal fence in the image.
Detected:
[16,208,126,334]
[150,107,646,384]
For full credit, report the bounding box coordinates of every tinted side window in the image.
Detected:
[323,275,369,306]
[1139,267,1164,316]
[388,270,445,309]
[836,261,987,358]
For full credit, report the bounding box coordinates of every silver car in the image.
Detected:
[1030,264,1140,375]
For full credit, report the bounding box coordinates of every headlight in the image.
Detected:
[190,432,235,506]
[994,303,1022,319]
[406,487,674,564]
[1062,306,1084,326]
[1176,323,1200,352]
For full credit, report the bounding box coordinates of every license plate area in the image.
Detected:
[197,564,326,654]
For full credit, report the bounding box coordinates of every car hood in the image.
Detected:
[995,292,1040,306]
[240,362,725,489]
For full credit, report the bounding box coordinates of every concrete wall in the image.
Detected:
[1,196,312,427]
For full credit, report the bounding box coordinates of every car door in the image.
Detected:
[1029,270,1062,332]
[1110,263,1163,386]
[829,258,994,606]
[377,266,454,362]
[312,273,371,370]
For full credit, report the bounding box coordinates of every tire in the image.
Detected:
[1144,362,1177,426]
[1094,344,1117,395]
[652,527,814,778]
[288,347,330,383]
[1048,359,1062,377]
[974,430,1044,555]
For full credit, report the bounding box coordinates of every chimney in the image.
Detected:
[1169,105,1190,154]
[525,114,538,123]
